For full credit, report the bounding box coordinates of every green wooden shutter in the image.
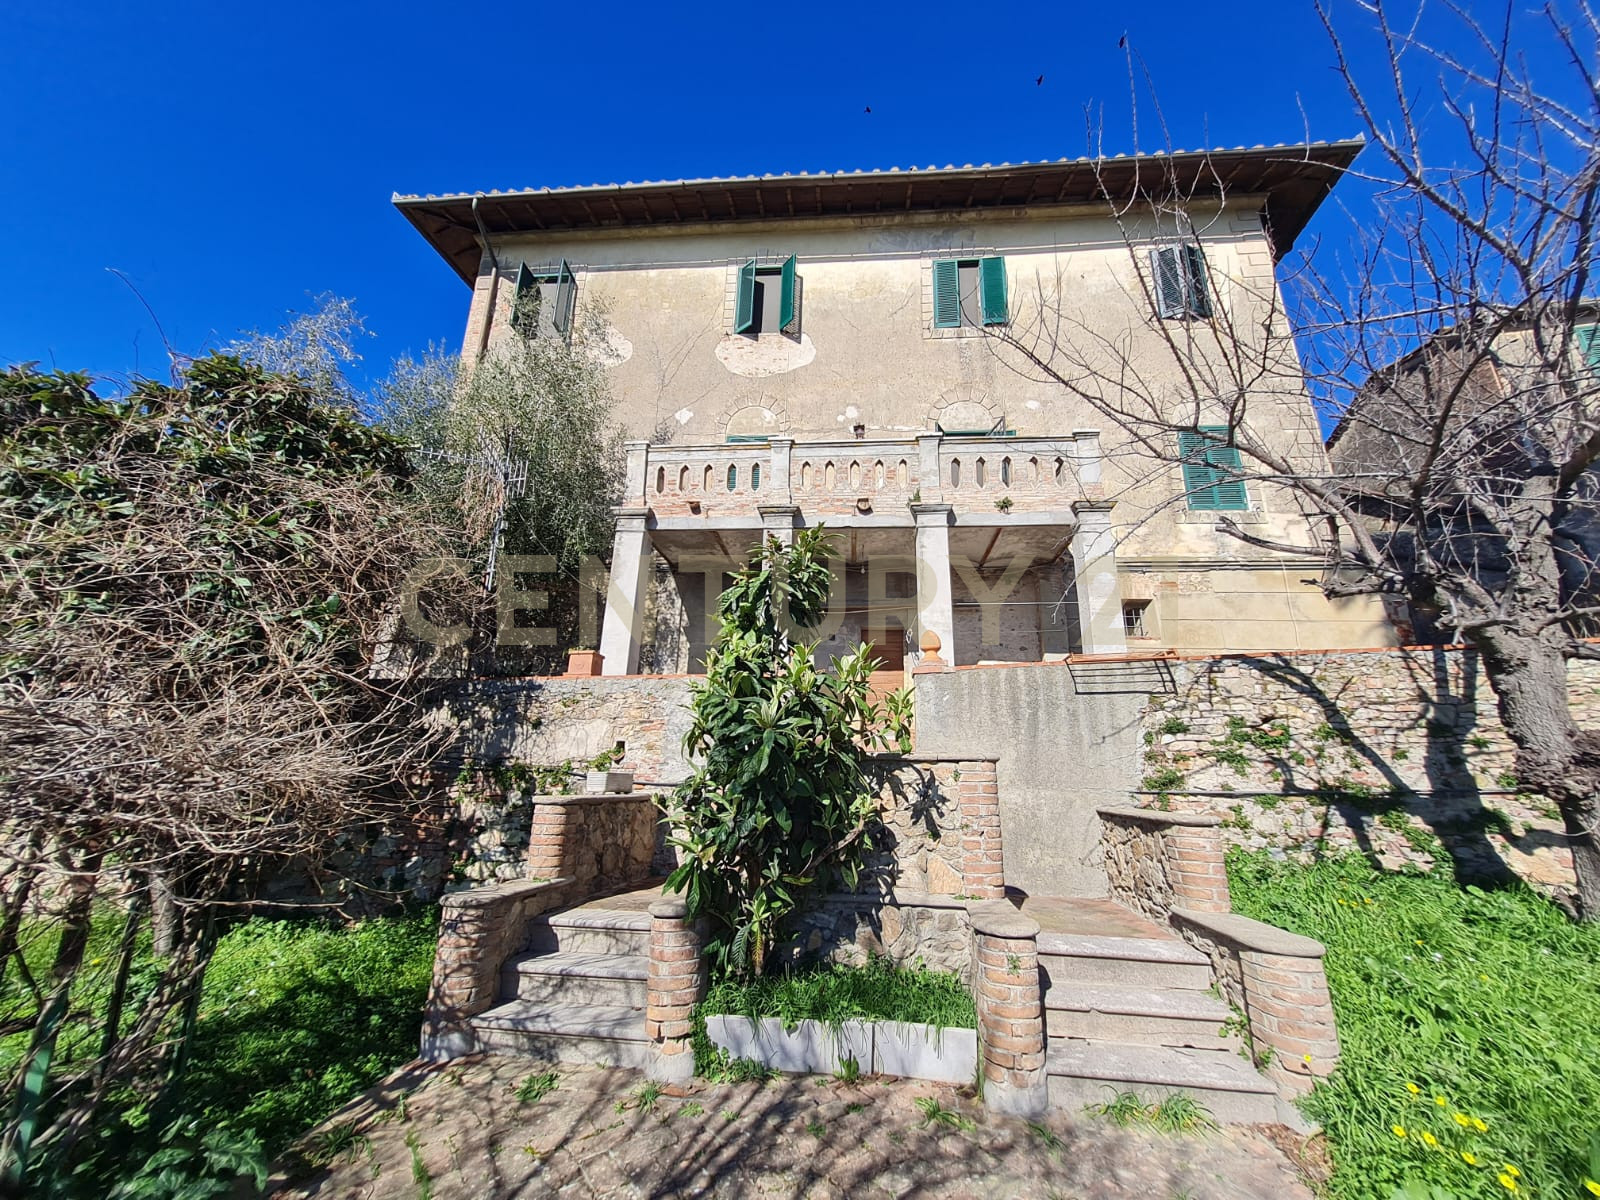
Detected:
[553,259,576,335]
[979,256,1008,325]
[932,259,961,328]
[1151,248,1184,318]
[512,262,539,335]
[779,254,799,335]
[1183,245,1212,318]
[734,259,757,333]
[1179,427,1247,510]
[1579,325,1600,371]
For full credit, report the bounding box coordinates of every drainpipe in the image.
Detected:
[472,195,501,363]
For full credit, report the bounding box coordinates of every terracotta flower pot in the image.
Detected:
[565,650,603,676]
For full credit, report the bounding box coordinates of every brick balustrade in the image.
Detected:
[646,896,706,1083]
[971,902,1047,1117]
[957,759,1005,899]
[1173,908,1340,1094]
[1097,806,1230,921]
[524,792,661,892]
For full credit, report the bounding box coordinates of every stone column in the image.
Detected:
[768,438,795,504]
[957,759,1005,899]
[1070,500,1126,655]
[972,903,1047,1117]
[621,440,650,507]
[1166,822,1230,913]
[758,504,800,548]
[916,432,945,502]
[1240,947,1341,1095]
[599,508,651,676]
[646,897,705,1084]
[911,502,956,670]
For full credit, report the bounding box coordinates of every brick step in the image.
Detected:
[501,951,649,1008]
[1037,932,1212,991]
[470,1001,655,1069]
[1044,983,1237,1051]
[1046,1038,1277,1125]
[525,908,652,957]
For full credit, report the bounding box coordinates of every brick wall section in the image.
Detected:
[1172,908,1339,1096]
[646,896,706,1083]
[972,903,1047,1117]
[957,759,1005,899]
[523,793,661,892]
[421,877,574,1060]
[1098,807,1230,921]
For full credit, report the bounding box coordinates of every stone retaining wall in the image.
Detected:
[1098,807,1230,921]
[524,792,660,892]
[863,756,1003,897]
[1137,647,1599,891]
[779,892,975,983]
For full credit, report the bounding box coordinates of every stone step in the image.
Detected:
[1046,1039,1278,1125]
[501,951,649,1008]
[1037,932,1212,991]
[525,907,652,957]
[1044,983,1237,1050]
[470,1001,655,1069]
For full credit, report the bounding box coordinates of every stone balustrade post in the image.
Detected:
[524,801,572,881]
[646,897,704,1083]
[1241,949,1341,1094]
[1166,824,1231,912]
[972,904,1046,1117]
[957,759,1005,899]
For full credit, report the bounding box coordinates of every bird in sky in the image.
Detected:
[1118,33,1127,47]
[1036,74,1044,86]
[864,105,872,113]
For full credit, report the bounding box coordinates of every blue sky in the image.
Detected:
[0,1,1571,394]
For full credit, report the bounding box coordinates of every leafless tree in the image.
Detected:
[996,0,1600,915]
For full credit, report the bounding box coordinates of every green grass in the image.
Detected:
[1228,849,1600,1199]
[702,955,976,1031]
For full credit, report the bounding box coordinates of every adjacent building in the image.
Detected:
[396,142,1394,681]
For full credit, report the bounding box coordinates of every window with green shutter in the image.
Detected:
[512,259,577,341]
[1578,325,1600,372]
[932,256,1007,329]
[1151,245,1212,319]
[733,255,803,338]
[1177,427,1248,511]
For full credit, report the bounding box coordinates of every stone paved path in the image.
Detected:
[271,1056,1318,1200]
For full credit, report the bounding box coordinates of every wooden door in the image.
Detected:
[863,627,907,701]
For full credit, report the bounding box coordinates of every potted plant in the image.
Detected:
[564,646,603,676]
[583,747,633,794]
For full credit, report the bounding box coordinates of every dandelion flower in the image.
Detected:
[1472,1117,1488,1132]
[1421,1131,1439,1148]
[1392,1125,1407,1139]
[1462,1152,1479,1166]
[1435,1095,1448,1107]
[1405,1082,1421,1095]
[1453,1112,1471,1127]
[1497,1173,1518,1192]
[1504,1166,1520,1178]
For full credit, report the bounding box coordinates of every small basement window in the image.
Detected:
[933,257,1007,329]
[734,255,802,337]
[1122,601,1151,638]
[512,260,577,341]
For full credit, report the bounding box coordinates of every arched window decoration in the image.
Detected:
[1053,457,1065,484]
[975,458,987,487]
[897,459,909,486]
[704,464,714,492]
[751,464,761,491]
[825,461,836,488]
[875,461,885,487]
[655,466,666,494]
[1001,457,1012,486]
[849,461,861,488]
[1028,456,1040,482]
[949,459,961,489]
[727,464,738,491]
[679,465,690,491]
[800,462,812,488]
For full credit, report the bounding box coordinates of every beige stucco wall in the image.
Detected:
[462,201,1390,652]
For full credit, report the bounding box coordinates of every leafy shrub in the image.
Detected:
[703,955,976,1031]
[1228,850,1600,1199]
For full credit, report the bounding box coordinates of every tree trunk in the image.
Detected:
[1475,626,1600,918]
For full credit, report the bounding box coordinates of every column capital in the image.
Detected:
[909,501,955,525]
[1071,499,1116,516]
[612,507,651,529]
[756,504,801,524]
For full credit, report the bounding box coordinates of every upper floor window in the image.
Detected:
[933,257,1007,329]
[512,259,577,341]
[734,255,802,337]
[1178,427,1248,511]
[1579,325,1600,371]
[1151,245,1212,320]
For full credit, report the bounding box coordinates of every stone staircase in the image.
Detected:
[470,899,656,1069]
[1037,923,1279,1123]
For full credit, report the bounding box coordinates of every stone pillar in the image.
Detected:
[1167,823,1230,913]
[972,904,1047,1117]
[621,440,650,507]
[524,800,573,881]
[768,438,795,504]
[1068,429,1103,491]
[646,897,705,1084]
[599,508,651,676]
[1240,949,1341,1095]
[916,432,945,502]
[758,504,800,548]
[1070,500,1126,655]
[912,502,956,670]
[957,759,1005,899]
